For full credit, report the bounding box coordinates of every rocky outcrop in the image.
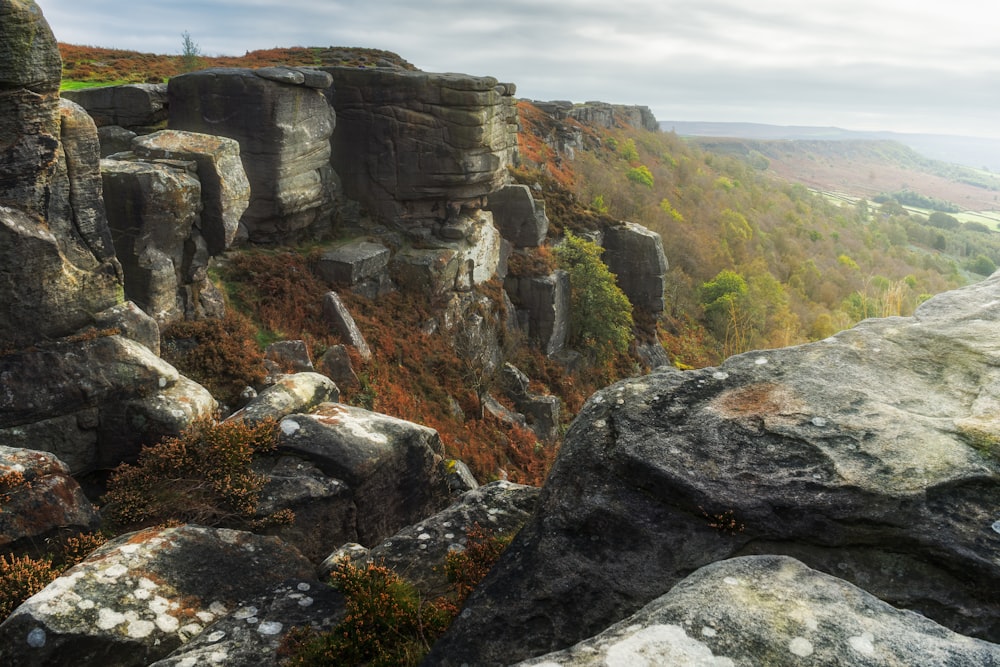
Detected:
[277,402,452,546]
[568,101,659,132]
[315,239,393,298]
[0,6,122,349]
[0,447,99,553]
[486,184,549,248]
[325,67,517,230]
[321,291,372,361]
[504,270,570,355]
[102,129,249,324]
[229,372,339,425]
[62,83,168,131]
[168,67,336,243]
[0,524,315,667]
[427,274,1000,664]
[601,221,668,314]
[321,481,539,598]
[517,556,1000,666]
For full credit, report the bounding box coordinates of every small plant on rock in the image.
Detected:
[101,418,290,532]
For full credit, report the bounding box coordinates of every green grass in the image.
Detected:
[60,79,131,91]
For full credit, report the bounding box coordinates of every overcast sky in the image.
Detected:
[39,0,1000,139]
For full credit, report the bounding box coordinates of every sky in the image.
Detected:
[39,0,1000,139]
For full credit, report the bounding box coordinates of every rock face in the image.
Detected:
[427,274,1000,665]
[517,556,1000,667]
[168,67,336,243]
[62,83,168,132]
[505,270,570,355]
[277,402,452,546]
[0,446,99,553]
[325,67,517,229]
[0,4,122,349]
[486,184,549,248]
[601,221,668,315]
[316,239,393,298]
[0,524,315,667]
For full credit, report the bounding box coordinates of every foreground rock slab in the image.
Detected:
[0,524,314,667]
[517,556,1000,667]
[427,274,1000,665]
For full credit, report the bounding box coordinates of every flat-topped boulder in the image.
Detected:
[324,67,517,230]
[168,67,336,243]
[62,83,168,131]
[601,221,668,315]
[427,274,1000,664]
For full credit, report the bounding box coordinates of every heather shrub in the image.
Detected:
[161,310,266,408]
[0,554,59,621]
[283,561,454,667]
[101,418,290,532]
[444,523,514,604]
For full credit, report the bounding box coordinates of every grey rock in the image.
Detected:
[264,340,315,375]
[255,455,356,563]
[315,240,390,293]
[131,129,250,254]
[335,481,539,599]
[91,301,161,357]
[316,344,360,390]
[277,403,451,545]
[151,579,345,667]
[486,184,549,248]
[325,67,517,229]
[253,66,305,85]
[62,83,168,130]
[443,458,479,495]
[0,0,61,91]
[505,270,570,355]
[228,372,339,426]
[0,446,99,552]
[101,157,201,324]
[96,125,137,157]
[602,221,668,315]
[0,410,99,477]
[321,291,372,361]
[427,274,1000,664]
[168,68,336,243]
[517,556,1000,667]
[0,524,314,667]
[566,101,659,132]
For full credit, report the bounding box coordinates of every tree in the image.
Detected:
[554,231,634,362]
[181,31,201,72]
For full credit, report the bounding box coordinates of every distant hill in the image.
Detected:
[662,121,1000,174]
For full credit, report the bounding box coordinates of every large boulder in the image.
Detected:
[504,271,570,355]
[324,67,517,231]
[601,221,668,315]
[0,524,314,667]
[0,4,122,349]
[516,556,1000,666]
[228,372,339,425]
[168,67,336,243]
[62,83,168,131]
[427,274,1000,664]
[316,239,392,298]
[0,446,99,553]
[277,402,452,545]
[486,184,549,248]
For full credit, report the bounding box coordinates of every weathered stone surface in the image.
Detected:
[315,240,391,296]
[0,524,314,667]
[0,446,99,553]
[150,579,345,667]
[263,340,315,380]
[255,455,356,563]
[517,556,1000,667]
[97,125,137,157]
[501,363,561,440]
[391,246,462,295]
[428,275,1000,664]
[132,129,250,254]
[337,481,539,599]
[0,0,61,91]
[229,372,339,426]
[62,83,168,130]
[316,344,360,390]
[601,221,667,314]
[566,101,659,132]
[100,157,201,323]
[91,301,161,357]
[96,375,217,470]
[325,67,517,229]
[504,271,570,355]
[168,68,336,243]
[321,291,372,361]
[0,410,99,476]
[277,402,451,545]
[486,184,549,248]
[0,335,178,429]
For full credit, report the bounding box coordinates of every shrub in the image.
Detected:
[554,231,634,361]
[283,561,454,667]
[626,165,654,188]
[161,310,266,408]
[0,554,59,621]
[444,523,514,604]
[101,418,290,532]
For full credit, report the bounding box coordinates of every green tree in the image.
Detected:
[626,165,654,188]
[554,231,634,361]
[181,31,202,72]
